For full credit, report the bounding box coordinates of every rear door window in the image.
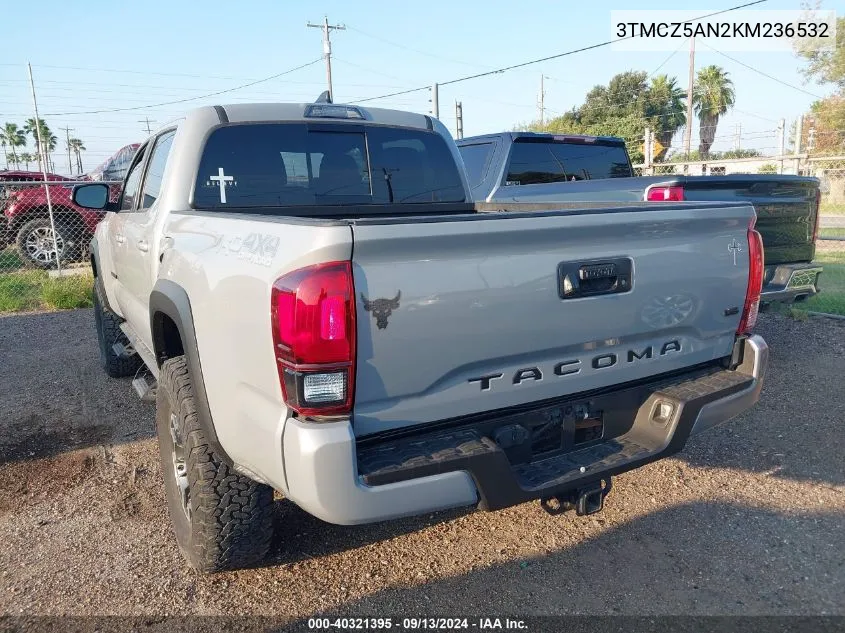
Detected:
[193,123,465,209]
[458,142,494,188]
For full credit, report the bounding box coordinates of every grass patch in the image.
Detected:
[819,227,845,240]
[0,270,93,313]
[0,247,24,270]
[820,201,845,216]
[800,248,845,316]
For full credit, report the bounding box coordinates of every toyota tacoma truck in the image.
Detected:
[457,132,822,309]
[74,102,768,572]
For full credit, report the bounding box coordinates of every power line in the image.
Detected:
[352,0,770,104]
[698,40,824,99]
[345,25,488,69]
[42,58,322,116]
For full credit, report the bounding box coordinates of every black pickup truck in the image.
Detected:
[457,132,822,308]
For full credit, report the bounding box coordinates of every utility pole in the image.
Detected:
[794,114,803,155]
[455,101,464,139]
[307,16,345,102]
[430,83,439,118]
[777,118,785,174]
[60,126,73,175]
[138,117,155,135]
[683,36,696,160]
[734,123,741,151]
[644,127,653,173]
[538,74,545,127]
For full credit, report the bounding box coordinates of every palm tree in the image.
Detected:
[1,123,27,169]
[69,138,86,174]
[19,152,34,170]
[693,65,735,159]
[45,133,58,172]
[23,117,55,171]
[648,75,687,161]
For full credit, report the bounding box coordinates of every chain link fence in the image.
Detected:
[0,180,121,313]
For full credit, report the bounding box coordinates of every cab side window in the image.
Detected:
[140,130,176,210]
[119,147,147,211]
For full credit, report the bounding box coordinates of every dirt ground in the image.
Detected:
[0,309,843,621]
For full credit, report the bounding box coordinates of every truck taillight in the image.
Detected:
[271,261,356,416]
[645,185,685,201]
[738,223,765,334]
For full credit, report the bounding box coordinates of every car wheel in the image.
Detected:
[15,217,73,269]
[157,355,274,572]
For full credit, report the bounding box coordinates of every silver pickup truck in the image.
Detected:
[73,101,768,572]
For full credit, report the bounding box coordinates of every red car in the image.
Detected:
[1,144,138,268]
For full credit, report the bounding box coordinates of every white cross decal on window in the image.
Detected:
[209,167,234,204]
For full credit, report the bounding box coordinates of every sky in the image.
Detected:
[0,0,838,176]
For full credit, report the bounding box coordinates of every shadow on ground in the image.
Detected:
[291,500,845,617]
[0,309,155,465]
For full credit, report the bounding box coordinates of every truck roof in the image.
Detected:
[183,103,434,130]
[457,131,626,146]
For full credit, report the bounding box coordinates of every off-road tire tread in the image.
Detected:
[159,356,274,572]
[93,278,141,378]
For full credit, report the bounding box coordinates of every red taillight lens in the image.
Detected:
[271,261,356,416]
[738,225,765,334]
[646,185,685,202]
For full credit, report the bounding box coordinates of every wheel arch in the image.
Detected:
[150,279,233,465]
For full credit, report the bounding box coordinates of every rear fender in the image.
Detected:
[149,279,233,465]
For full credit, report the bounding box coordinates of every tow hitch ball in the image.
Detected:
[540,478,612,516]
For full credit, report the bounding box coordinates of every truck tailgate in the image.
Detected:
[350,204,754,436]
[681,176,819,266]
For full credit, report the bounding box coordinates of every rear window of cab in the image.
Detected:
[193,123,466,209]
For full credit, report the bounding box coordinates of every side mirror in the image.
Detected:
[72,183,111,210]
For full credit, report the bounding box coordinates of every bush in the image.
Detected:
[758,163,778,174]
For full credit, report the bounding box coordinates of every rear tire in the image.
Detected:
[93,278,141,378]
[156,356,274,572]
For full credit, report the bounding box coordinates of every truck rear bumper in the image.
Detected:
[761,263,823,306]
[282,336,767,525]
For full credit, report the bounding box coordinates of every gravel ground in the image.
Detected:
[0,309,843,620]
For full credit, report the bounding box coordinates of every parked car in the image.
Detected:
[75,101,767,572]
[457,132,823,309]
[0,144,138,267]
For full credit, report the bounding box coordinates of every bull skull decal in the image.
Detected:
[361,291,401,329]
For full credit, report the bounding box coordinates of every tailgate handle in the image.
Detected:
[558,258,633,300]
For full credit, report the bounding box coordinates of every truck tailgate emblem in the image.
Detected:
[361,292,401,330]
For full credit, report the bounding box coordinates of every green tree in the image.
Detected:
[693,65,735,159]
[1,123,27,169]
[525,70,688,164]
[795,16,845,155]
[797,15,844,89]
[647,74,687,160]
[23,117,54,171]
[19,152,33,170]
[69,138,85,174]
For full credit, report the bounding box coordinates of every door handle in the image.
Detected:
[114,234,125,245]
[557,258,633,300]
[137,240,149,252]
